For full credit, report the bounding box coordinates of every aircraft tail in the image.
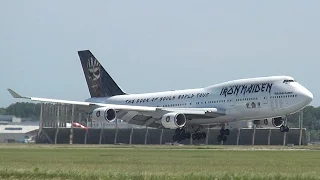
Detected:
[78,50,126,98]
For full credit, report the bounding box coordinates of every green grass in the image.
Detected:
[0,144,320,179]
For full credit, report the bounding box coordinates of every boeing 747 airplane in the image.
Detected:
[7,50,313,142]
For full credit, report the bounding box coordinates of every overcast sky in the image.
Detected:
[1,0,319,107]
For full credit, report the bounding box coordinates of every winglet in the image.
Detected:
[7,89,24,98]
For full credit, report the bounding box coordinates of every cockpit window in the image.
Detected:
[283,79,295,83]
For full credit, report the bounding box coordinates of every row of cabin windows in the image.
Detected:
[157,97,260,107]
[271,94,297,99]
[196,100,225,104]
[236,97,258,101]
[162,103,188,107]
[195,98,258,105]
[137,95,295,107]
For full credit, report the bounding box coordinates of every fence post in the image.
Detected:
[144,126,148,145]
[54,105,60,144]
[160,129,164,144]
[69,105,74,144]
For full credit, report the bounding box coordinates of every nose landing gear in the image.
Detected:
[280,116,290,133]
[280,125,289,132]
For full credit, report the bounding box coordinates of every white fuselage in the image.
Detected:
[85,76,313,125]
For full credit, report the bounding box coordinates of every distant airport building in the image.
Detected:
[0,124,38,143]
[0,115,39,143]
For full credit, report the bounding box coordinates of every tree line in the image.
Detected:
[0,102,41,120]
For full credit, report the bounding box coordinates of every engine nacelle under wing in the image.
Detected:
[92,107,117,122]
[161,112,187,129]
[253,117,284,128]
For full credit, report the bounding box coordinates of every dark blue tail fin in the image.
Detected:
[78,50,126,98]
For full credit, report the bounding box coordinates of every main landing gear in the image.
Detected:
[172,128,191,142]
[191,131,207,141]
[280,116,289,132]
[172,127,207,142]
[217,124,230,142]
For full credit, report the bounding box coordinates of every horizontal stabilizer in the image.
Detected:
[7,89,26,99]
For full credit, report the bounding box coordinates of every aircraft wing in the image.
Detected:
[7,89,226,128]
[7,88,158,112]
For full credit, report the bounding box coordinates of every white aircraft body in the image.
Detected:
[8,50,313,142]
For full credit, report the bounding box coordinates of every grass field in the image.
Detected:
[0,144,320,180]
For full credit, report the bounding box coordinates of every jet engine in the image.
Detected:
[253,117,284,128]
[92,107,117,122]
[161,112,187,129]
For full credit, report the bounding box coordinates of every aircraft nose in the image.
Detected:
[300,86,313,104]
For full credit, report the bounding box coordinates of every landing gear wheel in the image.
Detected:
[192,133,199,140]
[201,132,206,139]
[225,129,230,136]
[191,132,206,140]
[173,128,187,142]
[178,132,185,141]
[280,125,289,132]
[218,124,230,142]
[175,128,179,133]
[280,125,285,132]
[222,135,227,142]
[197,134,202,140]
[185,132,191,139]
[220,129,225,135]
[172,135,178,141]
[217,135,227,142]
[285,126,289,132]
[192,133,197,140]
